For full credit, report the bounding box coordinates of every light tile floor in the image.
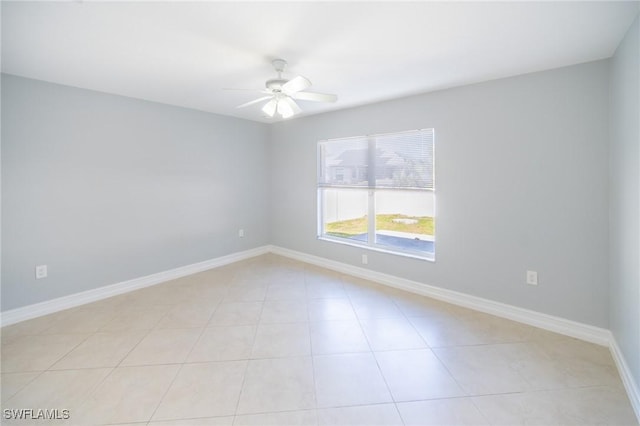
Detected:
[1,254,637,425]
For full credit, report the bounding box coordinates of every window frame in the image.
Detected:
[317,129,435,261]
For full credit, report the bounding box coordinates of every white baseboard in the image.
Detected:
[609,333,640,421]
[0,246,270,327]
[269,245,611,346]
[1,243,613,346]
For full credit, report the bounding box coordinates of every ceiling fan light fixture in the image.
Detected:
[262,98,277,117]
[277,98,294,118]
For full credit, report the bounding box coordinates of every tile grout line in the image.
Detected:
[303,267,321,424]
[341,275,402,421]
[1,369,47,405]
[146,272,235,423]
[145,362,184,424]
[143,269,239,423]
[387,291,467,425]
[116,302,183,423]
[390,295,491,404]
[232,265,267,419]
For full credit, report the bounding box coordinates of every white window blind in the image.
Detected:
[318,136,369,187]
[318,129,434,190]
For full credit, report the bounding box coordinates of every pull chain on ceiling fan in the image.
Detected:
[233,59,337,119]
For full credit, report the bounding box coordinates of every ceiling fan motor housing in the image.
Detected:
[266,78,288,92]
[268,59,289,92]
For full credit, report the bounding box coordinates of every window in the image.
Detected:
[318,129,435,259]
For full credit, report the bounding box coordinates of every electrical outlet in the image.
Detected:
[238,229,245,238]
[526,270,538,286]
[362,254,368,265]
[35,265,48,279]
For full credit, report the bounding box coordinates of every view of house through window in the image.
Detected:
[318,129,435,258]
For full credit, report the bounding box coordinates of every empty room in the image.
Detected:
[1,1,639,425]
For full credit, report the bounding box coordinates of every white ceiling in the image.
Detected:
[2,1,638,123]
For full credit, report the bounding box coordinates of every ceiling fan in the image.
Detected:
[234,59,337,119]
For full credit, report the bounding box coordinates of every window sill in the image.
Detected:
[318,235,435,262]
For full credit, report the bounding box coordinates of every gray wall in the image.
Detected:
[0,60,616,330]
[1,74,270,311]
[270,60,610,327]
[609,16,640,389]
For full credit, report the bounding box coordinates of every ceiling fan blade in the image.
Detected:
[282,75,311,95]
[236,96,272,109]
[291,91,338,103]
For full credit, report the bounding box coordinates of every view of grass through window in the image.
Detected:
[325,214,434,238]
